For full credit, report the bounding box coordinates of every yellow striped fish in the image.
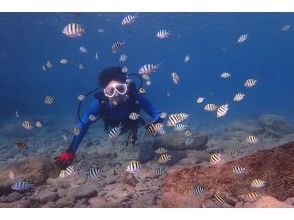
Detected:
[158,153,172,163]
[245,135,259,144]
[217,104,229,118]
[244,79,257,88]
[214,193,226,204]
[15,141,28,150]
[251,179,266,188]
[243,192,259,201]
[22,121,32,130]
[147,123,165,136]
[62,23,85,38]
[204,104,218,111]
[126,160,141,174]
[210,153,222,165]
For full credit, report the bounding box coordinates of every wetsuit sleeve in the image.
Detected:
[68,100,100,154]
[134,93,164,124]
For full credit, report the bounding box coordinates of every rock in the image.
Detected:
[131,192,158,208]
[34,191,59,204]
[258,114,292,134]
[55,196,75,207]
[160,142,294,207]
[0,191,23,203]
[89,197,109,208]
[244,196,293,208]
[138,141,155,163]
[227,119,265,135]
[0,156,59,195]
[72,182,98,200]
[0,198,32,208]
[154,132,208,151]
[103,183,135,206]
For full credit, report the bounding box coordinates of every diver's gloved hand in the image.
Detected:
[54,149,74,167]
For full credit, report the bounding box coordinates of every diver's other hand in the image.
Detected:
[54,150,74,167]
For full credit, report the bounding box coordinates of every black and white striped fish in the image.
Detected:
[88,167,100,180]
[171,72,180,84]
[214,193,226,204]
[122,66,128,73]
[112,40,126,53]
[15,141,28,150]
[184,130,192,137]
[281,24,291,32]
[121,14,138,26]
[156,29,171,39]
[62,23,85,38]
[129,112,140,120]
[185,137,194,145]
[126,160,141,174]
[119,54,128,62]
[237,34,248,43]
[44,96,54,105]
[46,60,52,68]
[230,150,238,157]
[22,120,32,130]
[244,79,257,88]
[155,147,168,155]
[11,181,33,191]
[174,124,188,132]
[204,104,218,111]
[73,127,81,136]
[155,167,166,175]
[217,104,229,118]
[89,115,97,122]
[160,112,167,119]
[158,153,172,163]
[192,185,204,195]
[109,123,123,139]
[245,135,259,144]
[251,179,266,188]
[210,153,222,165]
[196,97,204,104]
[79,46,87,53]
[233,93,245,102]
[138,64,160,75]
[76,161,88,175]
[233,166,246,175]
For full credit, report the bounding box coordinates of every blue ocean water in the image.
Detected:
[0,12,293,127]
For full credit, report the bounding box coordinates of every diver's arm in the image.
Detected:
[134,93,164,123]
[68,100,100,154]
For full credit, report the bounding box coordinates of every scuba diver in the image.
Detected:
[54,67,164,166]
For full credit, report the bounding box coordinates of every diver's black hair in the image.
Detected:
[98,67,127,88]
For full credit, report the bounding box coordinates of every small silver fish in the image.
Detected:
[122,66,128,73]
[237,34,248,43]
[119,54,128,62]
[184,55,190,63]
[155,167,165,175]
[78,94,86,101]
[171,72,180,84]
[79,64,84,70]
[155,147,168,155]
[129,112,140,120]
[46,60,52,68]
[95,52,99,60]
[73,127,81,136]
[35,121,42,128]
[89,115,97,122]
[79,46,87,53]
[22,121,32,130]
[88,167,100,179]
[185,137,194,145]
[233,93,245,102]
[196,97,204,103]
[44,96,54,105]
[60,59,68,64]
[220,72,231,78]
[156,29,171,39]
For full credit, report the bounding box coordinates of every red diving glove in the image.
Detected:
[54,150,74,167]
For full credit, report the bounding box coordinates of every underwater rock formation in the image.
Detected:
[258,114,292,134]
[154,132,208,151]
[226,119,265,135]
[0,156,59,195]
[160,142,294,207]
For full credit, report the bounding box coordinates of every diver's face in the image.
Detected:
[104,80,128,104]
